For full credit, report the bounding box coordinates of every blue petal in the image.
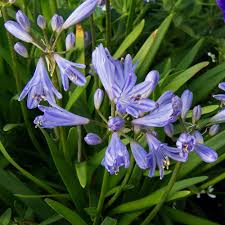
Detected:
[131,142,148,169]
[213,94,225,101]
[181,89,193,120]
[194,144,218,163]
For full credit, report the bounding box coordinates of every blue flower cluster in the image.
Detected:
[4,0,225,180]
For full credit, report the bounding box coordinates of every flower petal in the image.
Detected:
[194,144,218,163]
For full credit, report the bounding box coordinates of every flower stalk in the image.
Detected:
[140,162,182,225]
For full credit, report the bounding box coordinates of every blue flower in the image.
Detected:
[62,0,99,30]
[181,89,193,120]
[54,54,86,91]
[84,133,102,145]
[4,20,33,43]
[102,133,130,174]
[14,42,28,58]
[51,14,64,33]
[213,82,225,102]
[16,10,30,32]
[34,103,90,128]
[216,0,225,20]
[108,116,125,131]
[176,132,218,163]
[131,133,187,179]
[92,44,159,117]
[132,91,182,127]
[18,57,62,109]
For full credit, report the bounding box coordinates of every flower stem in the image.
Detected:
[77,126,82,163]
[105,156,134,209]
[105,0,111,51]
[89,15,96,50]
[1,7,47,160]
[93,170,109,225]
[140,162,182,225]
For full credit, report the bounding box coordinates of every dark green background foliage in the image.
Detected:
[0,0,225,224]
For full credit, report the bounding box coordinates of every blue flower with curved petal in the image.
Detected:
[19,57,62,109]
[102,133,130,174]
[176,132,218,163]
[54,54,86,91]
[34,103,90,128]
[131,133,187,179]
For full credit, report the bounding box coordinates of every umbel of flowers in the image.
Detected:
[4,0,100,109]
[5,0,225,180]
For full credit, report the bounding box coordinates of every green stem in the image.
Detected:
[105,0,111,51]
[97,110,108,124]
[93,170,109,225]
[1,7,46,160]
[140,162,182,225]
[126,0,136,35]
[200,171,225,190]
[77,126,82,163]
[105,156,134,209]
[89,15,96,50]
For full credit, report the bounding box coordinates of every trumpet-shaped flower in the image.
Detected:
[132,92,182,127]
[101,133,130,174]
[34,103,90,128]
[19,57,62,109]
[92,44,159,117]
[54,54,86,91]
[131,133,187,179]
[176,132,218,163]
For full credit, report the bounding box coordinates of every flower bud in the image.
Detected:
[37,15,46,29]
[164,123,174,138]
[65,32,75,51]
[181,89,193,120]
[108,116,125,131]
[4,21,33,43]
[192,105,202,124]
[14,42,28,58]
[62,0,98,30]
[84,133,102,145]
[94,88,104,110]
[209,124,220,136]
[16,10,30,32]
[51,14,64,32]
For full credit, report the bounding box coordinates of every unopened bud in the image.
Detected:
[65,32,75,51]
[94,88,104,110]
[37,15,46,29]
[84,133,102,145]
[14,42,28,58]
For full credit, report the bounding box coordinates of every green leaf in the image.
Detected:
[45,199,87,225]
[176,38,204,71]
[41,129,85,211]
[66,76,91,111]
[164,206,219,225]
[3,123,23,132]
[162,61,209,92]
[75,161,87,188]
[0,208,11,225]
[0,169,54,219]
[0,140,56,194]
[134,13,174,80]
[39,214,63,225]
[179,130,225,178]
[101,217,117,225]
[189,61,225,104]
[110,176,207,214]
[113,20,145,59]
[117,191,191,225]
